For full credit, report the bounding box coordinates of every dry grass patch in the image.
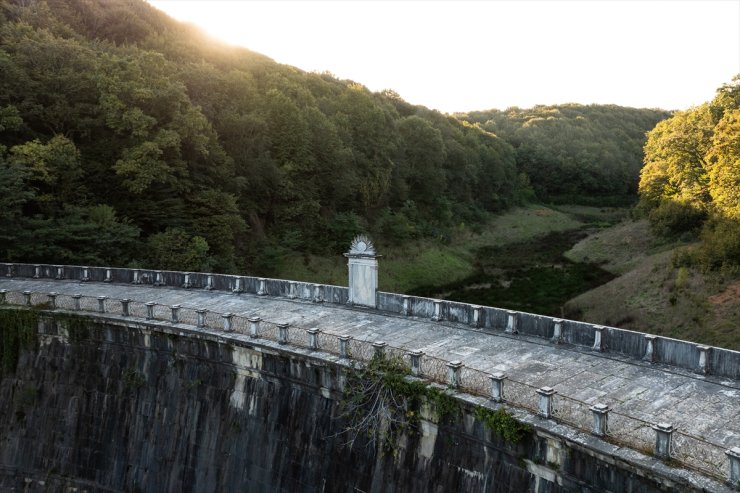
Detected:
[564,248,740,350]
[564,219,668,275]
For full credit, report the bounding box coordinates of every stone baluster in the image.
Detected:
[33,265,41,278]
[402,295,412,316]
[537,387,556,418]
[0,289,7,304]
[447,360,463,387]
[313,284,324,303]
[696,345,711,374]
[643,335,656,363]
[145,302,155,320]
[72,294,81,311]
[589,404,609,437]
[592,325,606,352]
[5,264,13,278]
[248,316,261,338]
[372,341,387,359]
[97,296,107,314]
[183,273,192,289]
[22,290,32,306]
[104,269,112,283]
[47,292,57,309]
[288,281,297,299]
[551,318,564,344]
[277,323,289,344]
[257,278,267,296]
[81,267,90,282]
[307,328,320,350]
[121,299,131,317]
[55,265,64,280]
[472,305,482,328]
[505,310,518,334]
[132,269,142,285]
[204,275,214,291]
[339,335,352,359]
[170,304,180,324]
[652,423,674,459]
[222,313,234,332]
[232,276,244,294]
[726,447,740,489]
[489,373,506,403]
[408,350,423,376]
[432,300,443,322]
[154,271,165,286]
[196,309,208,328]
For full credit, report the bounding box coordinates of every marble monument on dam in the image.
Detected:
[0,237,738,492]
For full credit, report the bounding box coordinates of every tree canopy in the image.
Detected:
[459,104,670,205]
[638,76,739,272]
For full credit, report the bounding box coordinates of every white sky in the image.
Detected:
[148,0,740,113]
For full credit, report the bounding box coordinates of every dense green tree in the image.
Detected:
[145,227,211,272]
[638,76,739,272]
[639,106,713,210]
[706,107,740,219]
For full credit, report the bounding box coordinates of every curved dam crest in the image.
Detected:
[0,259,739,492]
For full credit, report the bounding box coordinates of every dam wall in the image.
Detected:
[0,308,732,492]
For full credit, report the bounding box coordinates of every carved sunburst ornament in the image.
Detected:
[348,234,376,255]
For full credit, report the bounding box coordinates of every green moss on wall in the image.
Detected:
[0,308,39,376]
[473,406,532,444]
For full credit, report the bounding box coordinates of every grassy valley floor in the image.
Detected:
[274,206,738,349]
[274,204,586,292]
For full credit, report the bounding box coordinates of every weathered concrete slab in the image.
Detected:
[1,277,738,454]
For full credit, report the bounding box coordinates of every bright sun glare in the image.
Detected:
[148,0,740,113]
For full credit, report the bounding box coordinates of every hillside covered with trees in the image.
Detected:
[0,0,675,282]
[0,0,533,274]
[459,105,670,204]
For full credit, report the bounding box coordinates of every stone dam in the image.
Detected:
[0,255,739,492]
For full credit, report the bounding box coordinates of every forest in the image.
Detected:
[1,0,731,282]
[459,105,669,205]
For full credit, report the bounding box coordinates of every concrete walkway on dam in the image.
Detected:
[1,277,739,457]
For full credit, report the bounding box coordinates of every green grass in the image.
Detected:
[379,245,474,293]
[410,230,615,316]
[549,204,629,225]
[273,204,585,293]
[459,205,583,250]
[564,219,680,275]
[273,254,347,286]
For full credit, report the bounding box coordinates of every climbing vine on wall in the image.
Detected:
[337,353,530,455]
[337,354,460,453]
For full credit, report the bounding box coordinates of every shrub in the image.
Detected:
[327,212,366,253]
[648,200,707,238]
[696,218,740,274]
